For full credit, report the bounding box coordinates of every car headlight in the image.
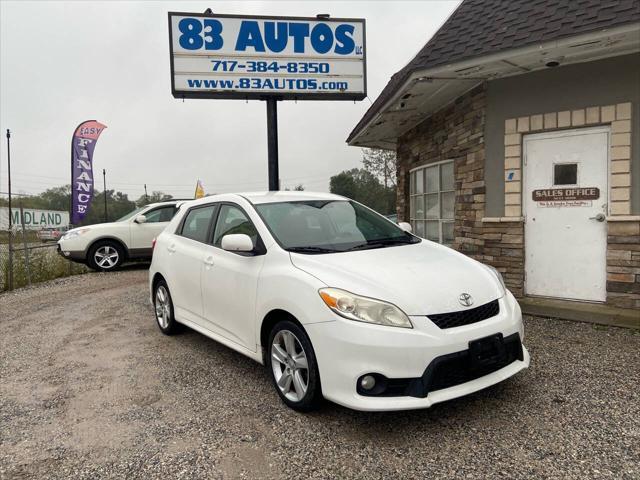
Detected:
[318,287,413,328]
[486,265,506,294]
[61,228,90,240]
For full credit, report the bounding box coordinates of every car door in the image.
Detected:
[164,204,218,324]
[201,203,266,352]
[129,205,177,253]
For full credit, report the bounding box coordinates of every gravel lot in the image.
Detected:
[1,268,638,479]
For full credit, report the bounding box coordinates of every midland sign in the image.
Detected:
[168,12,366,100]
[0,208,69,230]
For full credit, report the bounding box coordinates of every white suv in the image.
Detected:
[149,192,528,412]
[58,201,180,271]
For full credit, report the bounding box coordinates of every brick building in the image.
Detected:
[348,0,640,310]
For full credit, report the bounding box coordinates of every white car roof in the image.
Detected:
[181,191,347,207]
[240,191,346,205]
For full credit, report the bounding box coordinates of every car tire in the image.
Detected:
[268,320,322,412]
[153,279,180,335]
[87,240,124,272]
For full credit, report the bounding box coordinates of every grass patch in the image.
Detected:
[1,245,89,290]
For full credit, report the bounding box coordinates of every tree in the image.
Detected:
[284,184,305,191]
[329,168,395,214]
[135,191,173,207]
[362,148,396,188]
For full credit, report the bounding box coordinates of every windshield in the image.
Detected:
[116,206,145,222]
[255,200,420,253]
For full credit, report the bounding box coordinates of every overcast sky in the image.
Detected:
[0,0,459,200]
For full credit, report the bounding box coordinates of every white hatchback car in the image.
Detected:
[149,192,529,412]
[58,201,180,271]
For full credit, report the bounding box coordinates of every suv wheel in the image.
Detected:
[88,240,124,272]
[268,321,322,412]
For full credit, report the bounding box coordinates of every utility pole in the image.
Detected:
[6,129,13,290]
[144,184,148,203]
[103,168,107,222]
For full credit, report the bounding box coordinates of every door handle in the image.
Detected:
[204,256,214,267]
[167,245,176,253]
[589,213,606,222]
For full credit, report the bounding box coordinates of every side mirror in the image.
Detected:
[135,215,147,224]
[398,222,412,233]
[221,234,254,252]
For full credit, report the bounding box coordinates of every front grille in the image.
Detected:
[423,333,523,394]
[427,299,500,329]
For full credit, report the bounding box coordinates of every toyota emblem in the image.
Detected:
[458,293,474,307]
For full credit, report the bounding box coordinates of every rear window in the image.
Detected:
[179,206,216,243]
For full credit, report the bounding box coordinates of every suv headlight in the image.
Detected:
[486,265,506,294]
[61,228,90,241]
[319,288,412,328]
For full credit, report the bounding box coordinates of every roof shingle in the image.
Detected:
[348,0,640,143]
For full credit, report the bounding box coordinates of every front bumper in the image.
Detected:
[305,291,528,411]
[56,243,86,263]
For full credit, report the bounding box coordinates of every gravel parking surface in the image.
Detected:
[1,268,638,479]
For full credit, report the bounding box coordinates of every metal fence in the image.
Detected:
[0,201,88,291]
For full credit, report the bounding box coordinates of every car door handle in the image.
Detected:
[204,256,214,267]
[167,245,176,253]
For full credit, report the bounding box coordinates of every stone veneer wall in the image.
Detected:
[607,220,640,309]
[395,83,638,307]
[397,83,486,253]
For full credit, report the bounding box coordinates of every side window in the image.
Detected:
[145,206,177,223]
[213,205,258,247]
[179,205,216,243]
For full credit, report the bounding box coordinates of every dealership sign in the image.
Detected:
[0,207,69,230]
[168,12,366,100]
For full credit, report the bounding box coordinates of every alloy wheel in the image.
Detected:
[271,330,309,402]
[155,286,171,329]
[94,245,119,269]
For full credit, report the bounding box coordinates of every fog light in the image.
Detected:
[360,375,376,390]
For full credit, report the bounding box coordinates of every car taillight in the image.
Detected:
[151,238,157,251]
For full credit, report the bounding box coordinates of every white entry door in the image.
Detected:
[524,127,609,302]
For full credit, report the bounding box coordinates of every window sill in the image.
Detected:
[482,216,525,223]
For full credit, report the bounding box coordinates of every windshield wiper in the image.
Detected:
[287,246,336,254]
[346,238,418,251]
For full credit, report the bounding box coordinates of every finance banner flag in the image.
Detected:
[71,120,107,224]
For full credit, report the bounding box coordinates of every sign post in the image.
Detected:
[19,202,31,286]
[6,129,13,290]
[168,12,366,190]
[266,98,279,190]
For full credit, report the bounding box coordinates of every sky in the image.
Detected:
[0,0,460,200]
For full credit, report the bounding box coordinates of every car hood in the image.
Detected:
[66,222,124,233]
[289,241,504,315]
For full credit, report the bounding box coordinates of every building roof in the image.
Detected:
[348,0,640,144]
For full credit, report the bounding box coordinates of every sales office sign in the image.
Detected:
[168,12,366,100]
[532,187,600,207]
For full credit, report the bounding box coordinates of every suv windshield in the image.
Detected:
[255,200,420,253]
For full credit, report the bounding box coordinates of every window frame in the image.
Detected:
[176,204,219,245]
[141,204,178,223]
[211,202,267,256]
[409,160,455,245]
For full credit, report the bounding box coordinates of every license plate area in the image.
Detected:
[468,333,506,368]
